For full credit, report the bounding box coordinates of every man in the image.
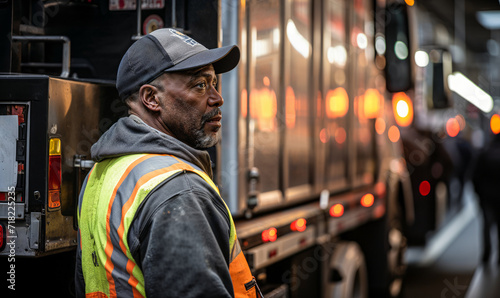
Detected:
[473,132,500,265]
[75,28,260,298]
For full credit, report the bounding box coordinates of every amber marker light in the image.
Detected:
[491,114,500,134]
[363,88,382,119]
[326,87,349,119]
[330,204,344,217]
[392,92,413,127]
[291,218,307,232]
[361,194,375,207]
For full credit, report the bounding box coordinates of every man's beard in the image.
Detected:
[191,108,222,149]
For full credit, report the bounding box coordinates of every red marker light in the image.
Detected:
[291,218,307,232]
[419,181,431,196]
[330,204,344,217]
[261,230,269,242]
[361,194,374,207]
[262,227,278,242]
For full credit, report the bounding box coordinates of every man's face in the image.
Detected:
[156,65,224,149]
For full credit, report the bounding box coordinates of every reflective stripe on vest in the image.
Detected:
[78,154,258,298]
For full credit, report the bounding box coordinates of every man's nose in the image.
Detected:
[208,86,224,107]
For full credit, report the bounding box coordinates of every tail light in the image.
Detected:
[48,138,62,210]
[0,223,5,251]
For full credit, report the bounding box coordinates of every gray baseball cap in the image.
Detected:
[116,28,240,100]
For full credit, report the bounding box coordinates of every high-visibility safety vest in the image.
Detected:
[77,153,261,298]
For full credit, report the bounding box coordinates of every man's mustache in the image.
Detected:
[201,108,222,124]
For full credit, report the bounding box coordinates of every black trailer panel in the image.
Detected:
[0,75,126,256]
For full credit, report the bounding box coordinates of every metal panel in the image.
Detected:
[29,212,41,250]
[246,0,283,215]
[45,77,126,252]
[220,0,242,215]
[347,0,377,188]
[246,226,316,270]
[283,0,314,200]
[328,200,384,235]
[47,77,126,217]
[322,0,349,193]
[0,202,24,220]
[0,115,18,191]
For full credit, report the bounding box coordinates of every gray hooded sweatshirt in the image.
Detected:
[75,115,234,297]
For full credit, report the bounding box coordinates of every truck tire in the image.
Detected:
[325,241,368,298]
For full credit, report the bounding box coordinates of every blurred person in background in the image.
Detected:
[472,132,500,264]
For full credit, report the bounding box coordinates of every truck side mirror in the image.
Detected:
[385,3,412,92]
[424,49,453,109]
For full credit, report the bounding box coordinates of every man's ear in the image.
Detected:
[139,84,161,112]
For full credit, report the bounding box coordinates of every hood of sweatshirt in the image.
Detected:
[91,115,214,178]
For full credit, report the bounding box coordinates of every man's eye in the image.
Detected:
[196,82,207,89]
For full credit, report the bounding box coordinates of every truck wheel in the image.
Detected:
[387,225,407,296]
[326,241,368,298]
[376,195,407,298]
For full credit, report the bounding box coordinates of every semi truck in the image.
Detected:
[0,0,415,297]
[385,1,481,247]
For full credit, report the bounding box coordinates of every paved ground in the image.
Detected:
[400,183,490,298]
